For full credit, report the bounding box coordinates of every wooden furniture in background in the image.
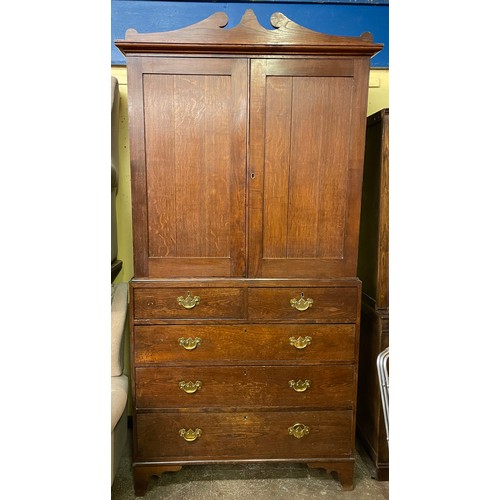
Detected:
[116,11,382,496]
[356,108,389,480]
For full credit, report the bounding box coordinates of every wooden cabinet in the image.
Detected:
[356,108,389,480]
[116,10,381,496]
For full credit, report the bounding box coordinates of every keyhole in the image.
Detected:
[250,172,256,180]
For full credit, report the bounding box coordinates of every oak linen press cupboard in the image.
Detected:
[116,10,382,496]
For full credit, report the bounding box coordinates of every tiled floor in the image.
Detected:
[111,429,389,499]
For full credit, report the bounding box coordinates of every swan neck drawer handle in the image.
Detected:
[290,293,313,311]
[289,336,312,349]
[288,379,311,392]
[288,423,310,439]
[177,291,201,309]
[179,428,202,442]
[178,337,202,350]
[179,380,203,394]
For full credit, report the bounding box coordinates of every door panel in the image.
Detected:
[249,58,369,278]
[130,58,248,278]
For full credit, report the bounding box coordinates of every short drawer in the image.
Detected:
[248,287,358,322]
[134,324,356,364]
[133,287,245,320]
[135,365,355,409]
[135,410,353,460]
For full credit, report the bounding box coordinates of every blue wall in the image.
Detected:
[111,1,389,67]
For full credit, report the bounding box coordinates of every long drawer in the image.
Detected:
[247,287,358,322]
[135,365,355,409]
[134,324,356,364]
[135,410,353,460]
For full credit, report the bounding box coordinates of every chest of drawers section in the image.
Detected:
[129,279,361,493]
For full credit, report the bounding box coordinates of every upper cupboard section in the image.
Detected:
[116,10,382,279]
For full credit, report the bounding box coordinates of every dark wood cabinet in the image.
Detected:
[116,10,382,496]
[356,108,389,480]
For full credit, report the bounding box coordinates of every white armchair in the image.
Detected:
[111,282,129,484]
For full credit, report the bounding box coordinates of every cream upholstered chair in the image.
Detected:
[111,75,129,484]
[111,282,129,484]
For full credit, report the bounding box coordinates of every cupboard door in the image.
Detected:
[248,58,370,278]
[127,57,248,278]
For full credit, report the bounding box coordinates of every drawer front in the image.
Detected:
[135,365,355,409]
[134,324,356,364]
[134,287,245,320]
[248,287,358,322]
[136,410,353,460]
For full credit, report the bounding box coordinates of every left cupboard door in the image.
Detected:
[127,57,248,278]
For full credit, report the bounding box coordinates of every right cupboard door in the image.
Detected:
[248,58,370,278]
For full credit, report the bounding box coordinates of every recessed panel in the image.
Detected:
[262,75,354,260]
[144,73,231,259]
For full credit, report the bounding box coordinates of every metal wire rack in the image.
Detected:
[376,346,389,443]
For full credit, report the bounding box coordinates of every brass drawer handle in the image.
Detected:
[288,379,311,392]
[179,428,202,442]
[178,337,202,350]
[179,380,203,394]
[177,291,201,309]
[290,293,313,311]
[288,423,310,439]
[289,336,312,349]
